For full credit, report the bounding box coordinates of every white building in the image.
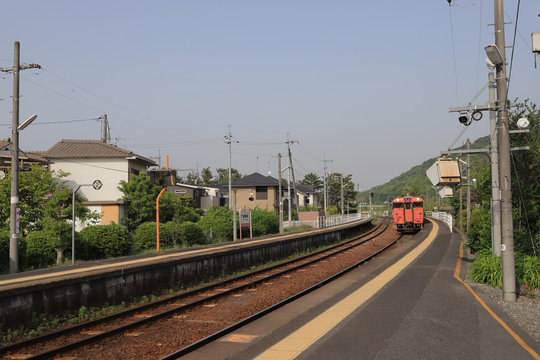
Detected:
[44,139,156,226]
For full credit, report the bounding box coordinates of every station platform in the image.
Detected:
[181,220,540,360]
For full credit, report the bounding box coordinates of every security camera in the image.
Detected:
[458,113,471,126]
[517,117,530,129]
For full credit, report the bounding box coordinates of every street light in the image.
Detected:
[72,180,102,265]
[9,114,37,273]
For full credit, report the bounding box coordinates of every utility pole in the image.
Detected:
[466,139,471,233]
[286,134,300,216]
[489,71,502,256]
[0,41,41,273]
[323,154,329,218]
[101,114,109,143]
[278,153,283,233]
[493,0,516,301]
[340,174,344,215]
[224,125,237,241]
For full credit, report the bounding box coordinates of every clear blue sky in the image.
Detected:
[1,1,539,189]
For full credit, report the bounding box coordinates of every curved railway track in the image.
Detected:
[1,221,406,360]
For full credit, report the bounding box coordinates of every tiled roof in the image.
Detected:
[232,172,280,187]
[44,140,156,166]
[295,183,317,194]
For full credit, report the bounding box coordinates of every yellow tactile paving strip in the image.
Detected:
[253,220,439,360]
[0,220,367,288]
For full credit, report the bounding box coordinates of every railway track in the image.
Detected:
[1,221,405,360]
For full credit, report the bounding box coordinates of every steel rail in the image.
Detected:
[0,222,384,359]
[161,232,403,359]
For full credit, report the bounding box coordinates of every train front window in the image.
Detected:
[413,202,423,208]
[393,203,403,208]
[405,203,411,209]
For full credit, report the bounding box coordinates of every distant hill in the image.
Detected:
[359,136,490,205]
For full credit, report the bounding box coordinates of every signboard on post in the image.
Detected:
[239,208,252,240]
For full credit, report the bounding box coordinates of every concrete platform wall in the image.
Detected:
[0,220,370,329]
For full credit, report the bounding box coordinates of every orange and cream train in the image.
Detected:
[392,196,424,232]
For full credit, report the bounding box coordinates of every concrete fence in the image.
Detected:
[284,213,365,229]
[429,211,453,232]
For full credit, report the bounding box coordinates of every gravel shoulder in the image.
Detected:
[461,247,540,344]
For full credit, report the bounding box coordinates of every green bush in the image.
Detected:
[24,229,57,269]
[0,228,9,273]
[198,207,233,243]
[134,222,174,251]
[249,208,279,237]
[516,254,540,290]
[466,208,491,253]
[162,222,182,247]
[79,223,132,260]
[470,250,502,288]
[179,222,205,246]
[471,250,540,291]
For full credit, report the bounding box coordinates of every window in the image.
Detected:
[413,202,423,208]
[393,203,404,208]
[405,203,411,209]
[256,186,268,200]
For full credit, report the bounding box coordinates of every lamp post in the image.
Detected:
[72,180,102,265]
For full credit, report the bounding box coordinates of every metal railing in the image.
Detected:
[429,211,453,232]
[283,213,366,229]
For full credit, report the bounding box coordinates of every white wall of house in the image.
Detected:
[49,158,132,201]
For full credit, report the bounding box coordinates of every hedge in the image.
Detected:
[79,223,132,259]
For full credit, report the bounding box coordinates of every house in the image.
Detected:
[231,172,282,211]
[295,183,319,208]
[166,183,227,210]
[43,139,156,227]
[0,139,50,174]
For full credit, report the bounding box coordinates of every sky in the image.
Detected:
[1,1,539,190]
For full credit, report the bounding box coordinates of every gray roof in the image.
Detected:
[295,183,317,194]
[44,139,156,166]
[232,172,280,187]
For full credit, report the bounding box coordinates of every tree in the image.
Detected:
[215,168,241,184]
[198,206,233,242]
[42,188,95,264]
[118,173,160,231]
[184,171,200,185]
[326,173,356,212]
[200,167,214,186]
[0,165,95,265]
[300,173,323,192]
[507,100,540,255]
[0,165,65,232]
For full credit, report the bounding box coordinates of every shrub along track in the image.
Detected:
[1,220,409,360]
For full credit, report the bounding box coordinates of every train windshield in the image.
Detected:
[405,203,411,209]
[393,202,403,208]
[413,202,423,208]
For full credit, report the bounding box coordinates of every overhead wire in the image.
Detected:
[41,68,206,141]
[0,117,100,127]
[504,0,521,101]
[448,4,461,105]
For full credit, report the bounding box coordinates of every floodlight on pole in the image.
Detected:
[484,44,504,66]
[17,114,37,131]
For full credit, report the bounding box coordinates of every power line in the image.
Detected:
[505,0,521,99]
[0,117,100,127]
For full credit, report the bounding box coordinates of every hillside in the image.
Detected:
[359,136,490,205]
